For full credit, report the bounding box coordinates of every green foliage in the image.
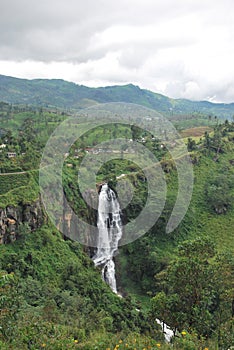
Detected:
[0,171,39,207]
[0,271,20,340]
[151,238,233,347]
[0,102,234,348]
[187,137,197,151]
[205,173,234,214]
[0,172,31,195]
[0,225,157,348]
[118,121,234,302]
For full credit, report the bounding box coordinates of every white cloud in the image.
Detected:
[0,0,234,102]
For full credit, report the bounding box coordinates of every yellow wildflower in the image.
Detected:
[74,339,78,343]
[41,344,46,348]
[181,331,187,336]
[204,348,209,350]
[156,344,161,348]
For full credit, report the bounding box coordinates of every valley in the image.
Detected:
[0,78,233,349]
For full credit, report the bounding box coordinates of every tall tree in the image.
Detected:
[152,237,233,340]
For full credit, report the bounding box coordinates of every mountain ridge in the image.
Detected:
[0,74,234,117]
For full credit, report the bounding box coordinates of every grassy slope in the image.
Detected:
[187,152,234,251]
[0,170,39,207]
[116,139,234,302]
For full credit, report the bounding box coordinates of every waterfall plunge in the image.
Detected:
[92,184,174,343]
[93,184,122,293]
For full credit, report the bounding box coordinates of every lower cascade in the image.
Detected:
[93,184,122,293]
[156,319,174,343]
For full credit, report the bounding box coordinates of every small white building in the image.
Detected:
[7,152,17,158]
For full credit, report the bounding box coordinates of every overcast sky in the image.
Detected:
[0,0,234,103]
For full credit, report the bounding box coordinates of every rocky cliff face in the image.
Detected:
[59,188,98,256]
[0,199,44,244]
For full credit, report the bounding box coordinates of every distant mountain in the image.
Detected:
[0,74,234,118]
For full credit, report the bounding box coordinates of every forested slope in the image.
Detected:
[0,103,233,349]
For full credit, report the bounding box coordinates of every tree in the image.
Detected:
[151,291,171,330]
[0,272,19,340]
[187,137,197,151]
[151,238,232,338]
[131,124,142,140]
[212,251,234,348]
[203,131,211,153]
[205,174,234,214]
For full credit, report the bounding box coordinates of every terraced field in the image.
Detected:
[180,126,213,138]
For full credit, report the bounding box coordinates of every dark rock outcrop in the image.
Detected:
[0,199,44,244]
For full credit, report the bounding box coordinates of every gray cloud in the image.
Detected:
[0,0,213,62]
[0,0,234,102]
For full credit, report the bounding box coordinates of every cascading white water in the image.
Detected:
[156,319,174,342]
[93,184,174,342]
[93,183,122,293]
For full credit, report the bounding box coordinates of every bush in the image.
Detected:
[205,174,234,214]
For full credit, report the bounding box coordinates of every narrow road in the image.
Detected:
[0,170,31,176]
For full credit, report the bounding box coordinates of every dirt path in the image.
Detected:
[0,170,31,176]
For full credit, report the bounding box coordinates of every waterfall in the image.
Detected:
[93,183,122,293]
[92,185,174,343]
[156,319,174,342]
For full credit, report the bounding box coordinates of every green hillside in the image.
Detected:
[0,103,233,349]
[1,74,234,118]
[1,224,163,349]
